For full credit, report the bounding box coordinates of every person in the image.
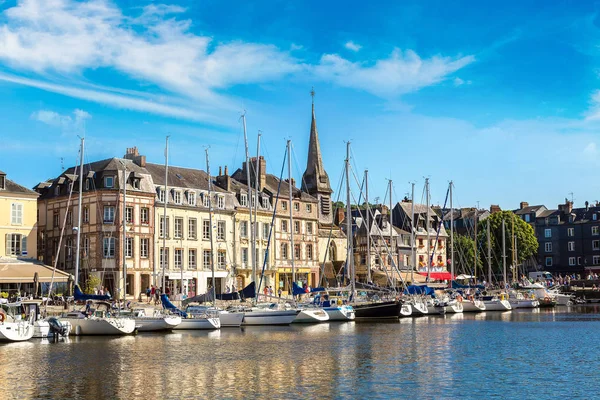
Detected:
[225,286,231,294]
[104,287,111,298]
[154,287,161,305]
[278,288,282,298]
[269,286,274,296]
[150,285,156,304]
[146,286,151,302]
[263,286,268,297]
[99,287,104,296]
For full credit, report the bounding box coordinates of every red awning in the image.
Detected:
[418,272,454,280]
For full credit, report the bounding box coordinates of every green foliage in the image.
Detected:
[84,275,102,295]
[0,292,8,299]
[476,211,538,275]
[451,234,483,274]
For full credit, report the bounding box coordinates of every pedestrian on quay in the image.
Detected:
[278,288,282,298]
[145,286,151,302]
[104,287,111,298]
[149,285,155,303]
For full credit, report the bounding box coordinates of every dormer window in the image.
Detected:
[173,190,182,205]
[0,174,5,190]
[132,178,141,190]
[217,195,225,209]
[594,214,598,221]
[261,196,269,209]
[240,193,248,207]
[158,188,165,203]
[54,186,60,196]
[188,191,196,206]
[202,193,210,207]
[104,176,114,188]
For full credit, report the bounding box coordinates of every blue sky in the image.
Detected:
[2,0,600,210]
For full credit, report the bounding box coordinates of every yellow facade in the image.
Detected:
[0,175,38,259]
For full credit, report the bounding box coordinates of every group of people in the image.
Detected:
[93,287,111,298]
[145,285,170,305]
[262,286,279,297]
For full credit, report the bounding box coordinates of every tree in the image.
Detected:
[84,275,101,295]
[451,234,483,275]
[476,211,538,276]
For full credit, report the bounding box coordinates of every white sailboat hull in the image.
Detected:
[219,312,244,327]
[294,309,330,323]
[462,300,486,312]
[0,321,35,342]
[33,320,50,338]
[62,317,136,336]
[483,299,512,311]
[136,316,182,332]
[399,304,413,317]
[173,317,220,330]
[509,299,539,309]
[410,301,429,315]
[242,310,300,326]
[323,306,355,321]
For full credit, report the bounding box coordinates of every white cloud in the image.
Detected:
[453,77,465,86]
[31,108,91,133]
[313,49,475,97]
[584,142,597,156]
[344,40,362,52]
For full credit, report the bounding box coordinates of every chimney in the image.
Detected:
[490,205,501,213]
[218,166,222,176]
[123,146,146,167]
[216,165,231,192]
[519,201,529,210]
[247,156,267,190]
[586,201,589,211]
[224,166,228,176]
[335,207,346,226]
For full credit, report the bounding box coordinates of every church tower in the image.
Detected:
[302,89,333,225]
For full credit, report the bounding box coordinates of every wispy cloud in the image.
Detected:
[31,108,90,129]
[344,40,362,52]
[313,49,475,97]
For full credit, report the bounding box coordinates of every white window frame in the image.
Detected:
[188,191,196,206]
[158,188,165,203]
[263,222,270,239]
[294,221,300,234]
[241,248,248,265]
[174,248,183,269]
[104,176,114,188]
[125,206,134,224]
[173,190,182,205]
[306,204,312,213]
[217,195,225,209]
[545,256,552,267]
[189,249,197,269]
[188,218,197,240]
[594,240,600,251]
[567,228,574,237]
[281,220,288,232]
[141,207,149,225]
[594,256,600,265]
[159,216,169,238]
[544,229,551,238]
[103,237,115,258]
[306,222,313,235]
[203,250,211,269]
[261,197,269,209]
[217,251,226,269]
[11,203,23,225]
[281,243,288,259]
[160,248,169,269]
[593,226,599,236]
[203,193,210,207]
[203,220,211,240]
[568,241,575,251]
[5,233,25,256]
[140,238,149,258]
[240,221,248,238]
[544,242,552,252]
[103,206,115,223]
[282,201,287,211]
[174,217,183,239]
[306,244,313,260]
[126,237,133,258]
[83,206,89,223]
[217,221,226,240]
[569,257,576,266]
[240,194,248,207]
[294,202,300,211]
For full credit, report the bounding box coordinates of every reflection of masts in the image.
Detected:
[74,137,85,286]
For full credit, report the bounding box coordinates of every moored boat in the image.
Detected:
[353,300,401,320]
[294,308,330,323]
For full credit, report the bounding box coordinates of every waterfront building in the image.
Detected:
[442,207,490,236]
[35,148,155,298]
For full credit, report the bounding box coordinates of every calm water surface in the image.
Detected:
[2,306,600,399]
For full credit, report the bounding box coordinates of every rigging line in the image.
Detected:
[290,142,309,193]
[428,185,450,269]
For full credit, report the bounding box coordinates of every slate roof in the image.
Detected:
[231,168,317,202]
[145,163,225,193]
[514,205,546,215]
[0,175,39,197]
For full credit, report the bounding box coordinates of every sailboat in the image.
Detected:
[481,219,512,312]
[0,309,35,342]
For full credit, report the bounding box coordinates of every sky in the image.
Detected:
[2,0,600,210]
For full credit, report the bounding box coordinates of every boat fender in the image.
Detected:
[457,295,463,303]
[0,313,4,323]
[337,299,342,306]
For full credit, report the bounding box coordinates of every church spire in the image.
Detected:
[302,88,332,196]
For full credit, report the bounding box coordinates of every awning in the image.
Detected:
[0,259,72,283]
[418,271,454,280]
[373,270,427,284]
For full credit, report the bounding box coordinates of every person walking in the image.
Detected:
[278,287,282,298]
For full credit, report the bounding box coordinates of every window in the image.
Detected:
[241,248,248,265]
[281,220,288,232]
[262,249,268,267]
[8,233,27,256]
[282,201,287,210]
[11,203,23,225]
[160,248,169,269]
[294,221,300,234]
[188,191,196,206]
[544,242,552,253]
[578,257,582,265]
[103,237,115,258]
[294,244,301,259]
[306,222,313,235]
[240,221,248,238]
[83,206,89,223]
[104,206,115,223]
[203,250,211,269]
[132,178,140,190]
[174,217,183,238]
[593,226,599,236]
[203,220,211,240]
[568,241,575,251]
[174,248,182,269]
[595,214,598,221]
[569,257,576,266]
[66,210,72,226]
[54,185,60,196]
[545,256,552,267]
[261,197,269,209]
[217,195,224,209]
[218,221,226,240]
[104,176,114,188]
[524,214,530,222]
[306,244,313,260]
[567,228,574,237]
[306,204,312,213]
[53,211,59,228]
[250,193,256,208]
[83,237,89,258]
[281,243,288,259]
[126,237,133,258]
[203,193,210,207]
[159,216,169,238]
[263,222,270,239]
[140,238,149,258]
[544,229,551,238]
[158,188,165,203]
[419,238,424,247]
[218,251,226,269]
[0,175,4,190]
[173,191,182,205]
[594,240,600,251]
[294,202,300,211]
[85,179,90,191]
[240,194,248,207]
[189,249,197,269]
[125,207,133,224]
[188,218,197,239]
[141,207,149,224]
[594,256,600,265]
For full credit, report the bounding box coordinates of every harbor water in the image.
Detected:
[2,306,599,399]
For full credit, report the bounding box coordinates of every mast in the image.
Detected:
[254,133,261,294]
[161,136,169,291]
[426,178,431,282]
[122,164,127,301]
[345,142,354,296]
[502,219,507,289]
[474,206,478,282]
[286,140,296,290]
[450,181,454,282]
[74,137,85,287]
[242,114,256,297]
[389,179,395,288]
[206,149,216,304]
[511,212,516,284]
[365,170,371,283]
[410,182,415,284]
[487,217,492,285]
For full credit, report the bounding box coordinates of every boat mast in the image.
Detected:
[426,178,431,282]
[410,182,415,284]
[254,133,261,294]
[389,179,395,288]
[511,213,516,284]
[242,114,256,297]
[74,137,85,287]
[287,140,295,289]
[474,205,478,283]
[450,181,454,283]
[502,219,507,289]
[206,148,216,304]
[345,142,355,296]
[122,163,127,301]
[487,217,492,285]
[365,170,371,284]
[162,136,169,291]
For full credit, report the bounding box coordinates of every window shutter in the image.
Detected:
[5,234,10,256]
[21,235,27,255]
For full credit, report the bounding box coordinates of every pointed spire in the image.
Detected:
[302,88,332,195]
